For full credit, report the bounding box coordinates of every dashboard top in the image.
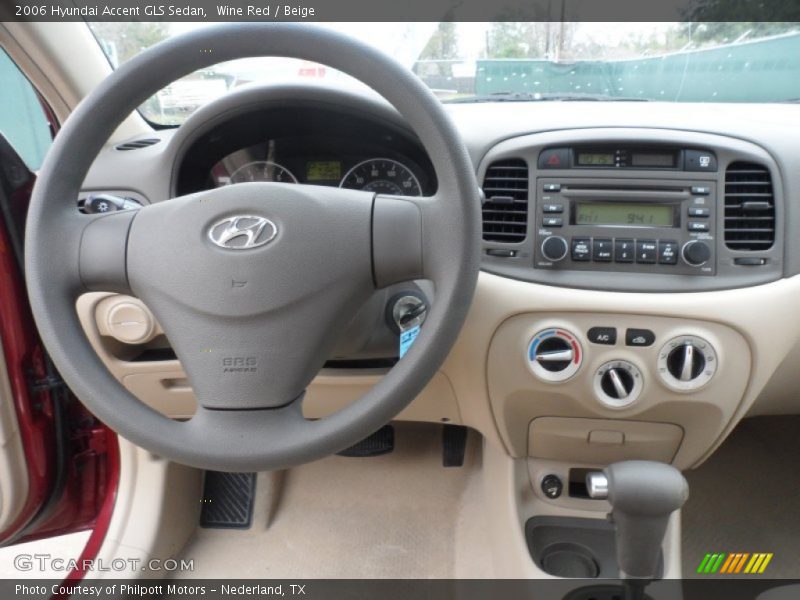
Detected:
[80,83,800,289]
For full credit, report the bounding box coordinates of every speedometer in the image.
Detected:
[339,158,422,196]
[229,161,298,184]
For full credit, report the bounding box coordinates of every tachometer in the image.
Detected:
[339,158,422,196]
[229,161,298,184]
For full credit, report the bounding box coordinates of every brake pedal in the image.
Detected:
[337,425,394,457]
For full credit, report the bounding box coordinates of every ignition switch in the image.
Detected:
[386,291,429,335]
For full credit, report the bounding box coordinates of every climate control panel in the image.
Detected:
[526,324,720,409]
[489,312,752,466]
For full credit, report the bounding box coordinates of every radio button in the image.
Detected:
[688,207,710,218]
[691,186,711,195]
[614,239,635,263]
[571,238,591,261]
[542,204,564,214]
[658,241,679,265]
[636,240,657,264]
[593,239,613,262]
[542,217,563,227]
[688,221,710,232]
[543,183,562,192]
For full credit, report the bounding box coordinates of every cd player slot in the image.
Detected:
[564,184,685,193]
[562,188,689,202]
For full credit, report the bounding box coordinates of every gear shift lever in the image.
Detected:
[587,461,688,588]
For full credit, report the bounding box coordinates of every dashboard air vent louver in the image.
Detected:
[481,158,529,243]
[724,162,775,251]
[115,138,160,151]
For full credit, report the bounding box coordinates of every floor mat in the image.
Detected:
[173,423,493,578]
[682,416,800,578]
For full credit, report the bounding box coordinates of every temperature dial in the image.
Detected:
[657,335,718,391]
[593,360,643,409]
[527,328,582,382]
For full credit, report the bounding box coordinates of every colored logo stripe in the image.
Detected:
[697,552,773,574]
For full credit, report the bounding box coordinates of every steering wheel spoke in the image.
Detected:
[77,210,136,294]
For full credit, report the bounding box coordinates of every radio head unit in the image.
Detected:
[535,178,716,276]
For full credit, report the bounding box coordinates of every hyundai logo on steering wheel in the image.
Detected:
[208,215,278,250]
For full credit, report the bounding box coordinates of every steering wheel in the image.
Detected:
[24,24,480,472]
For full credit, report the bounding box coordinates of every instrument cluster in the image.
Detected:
[212,151,423,197]
[174,103,436,198]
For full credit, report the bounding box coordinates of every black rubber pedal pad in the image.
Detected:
[337,424,394,457]
[200,471,257,529]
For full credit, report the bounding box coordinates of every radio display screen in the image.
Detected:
[575,202,676,227]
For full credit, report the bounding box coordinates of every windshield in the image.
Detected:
[88,21,800,126]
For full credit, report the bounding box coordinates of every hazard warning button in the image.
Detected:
[538,148,571,170]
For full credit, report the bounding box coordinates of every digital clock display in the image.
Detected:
[575,202,676,227]
[577,152,615,166]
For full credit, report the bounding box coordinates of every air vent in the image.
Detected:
[482,158,529,243]
[115,138,160,151]
[724,162,775,251]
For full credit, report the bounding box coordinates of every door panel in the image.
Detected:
[0,327,28,536]
[0,47,119,546]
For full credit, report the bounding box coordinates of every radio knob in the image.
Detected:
[541,236,569,262]
[682,240,711,267]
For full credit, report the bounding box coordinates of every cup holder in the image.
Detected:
[526,516,619,578]
[539,542,600,578]
[526,516,665,579]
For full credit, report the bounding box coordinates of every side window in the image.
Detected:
[0,48,52,170]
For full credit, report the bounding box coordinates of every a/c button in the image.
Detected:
[587,327,617,345]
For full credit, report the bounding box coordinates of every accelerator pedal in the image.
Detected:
[442,424,468,467]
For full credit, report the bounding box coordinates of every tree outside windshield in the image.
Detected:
[88,21,800,126]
